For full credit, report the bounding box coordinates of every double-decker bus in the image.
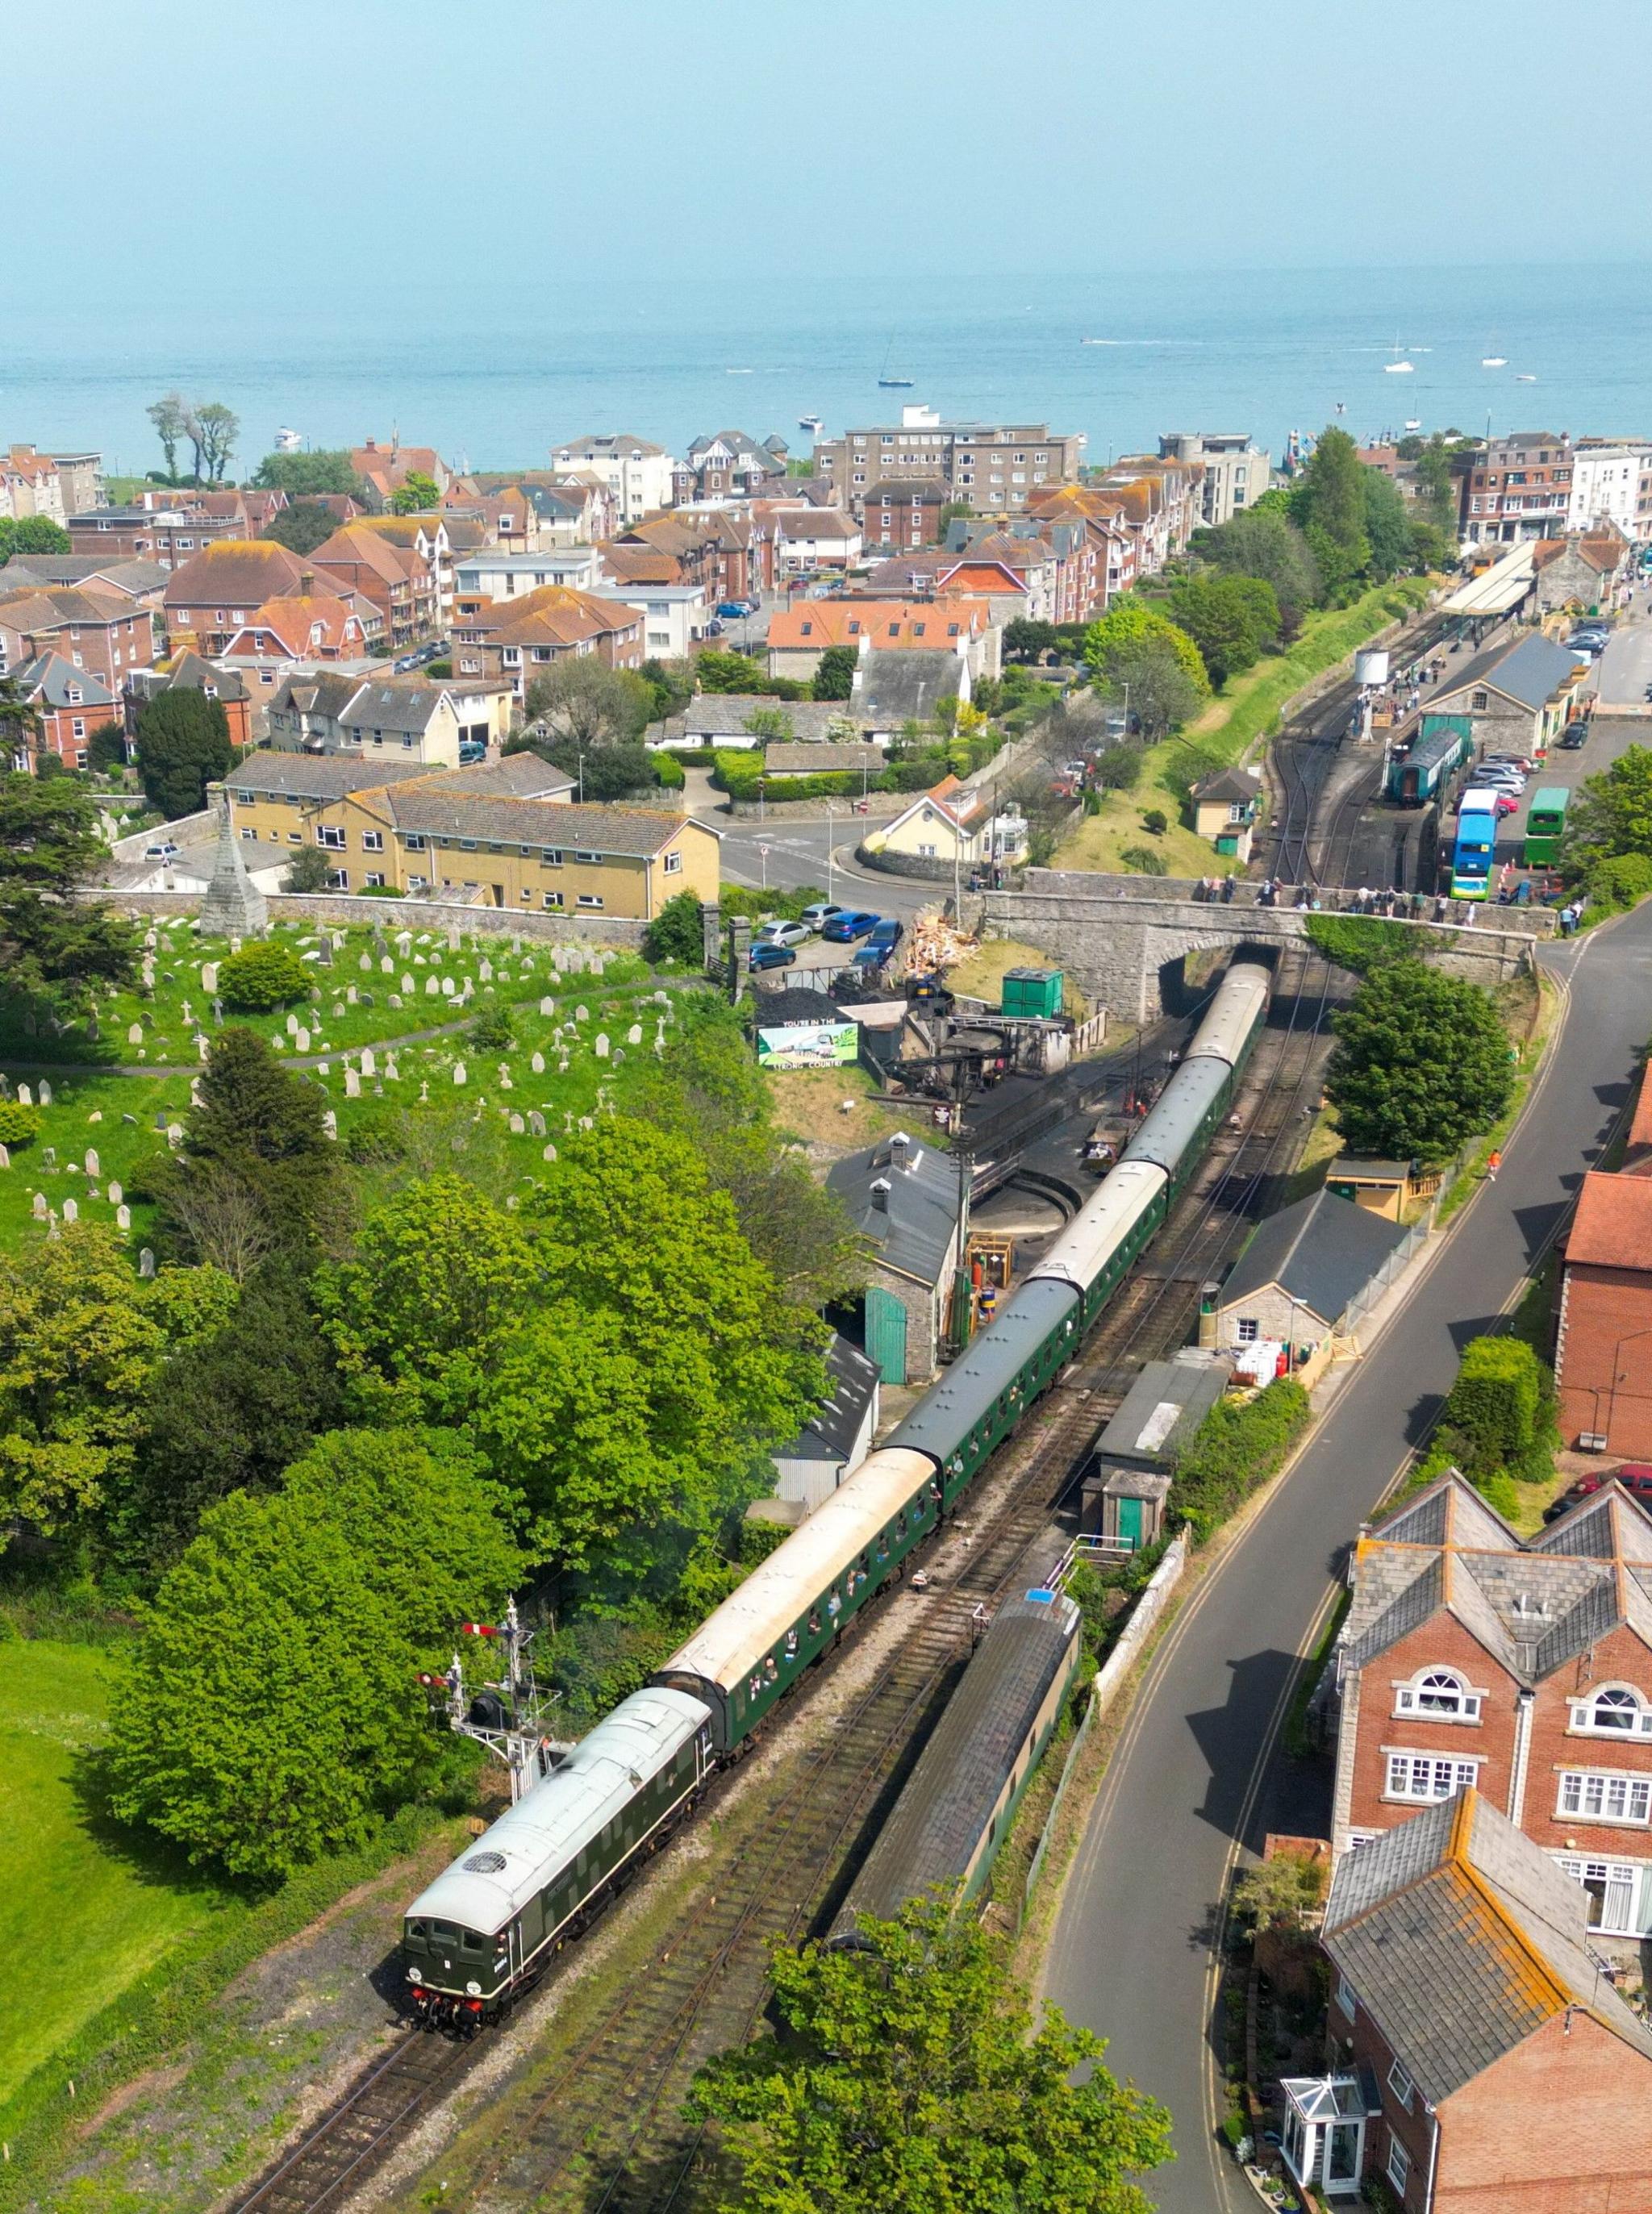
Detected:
[1524,786,1570,869]
[1450,787,1500,900]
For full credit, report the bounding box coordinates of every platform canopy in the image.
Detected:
[1441,543,1535,618]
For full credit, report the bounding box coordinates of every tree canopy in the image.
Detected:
[1565,744,1652,872]
[1189,509,1322,628]
[261,501,343,557]
[0,770,140,1006]
[1166,573,1282,686]
[250,449,365,499]
[0,514,71,561]
[108,1426,524,1883]
[642,886,707,965]
[162,1027,341,1264]
[1083,602,1210,726]
[389,471,440,514]
[688,1894,1173,2214]
[1325,961,1515,1165]
[523,657,653,749]
[811,643,858,700]
[134,689,236,818]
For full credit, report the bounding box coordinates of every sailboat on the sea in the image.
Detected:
[878,337,914,389]
[1481,331,1508,368]
[1384,334,1415,374]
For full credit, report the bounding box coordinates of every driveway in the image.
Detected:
[1039,901,1652,2213]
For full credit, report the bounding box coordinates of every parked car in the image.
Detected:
[850,944,891,971]
[1560,723,1590,748]
[458,740,487,766]
[748,941,797,971]
[716,599,760,619]
[1544,1465,1652,1522]
[799,901,848,930]
[866,918,904,953]
[1492,794,1520,816]
[1483,754,1533,773]
[820,909,881,942]
[144,840,181,859]
[753,918,811,947]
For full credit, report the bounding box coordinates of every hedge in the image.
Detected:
[1169,1378,1312,1545]
[1304,914,1425,976]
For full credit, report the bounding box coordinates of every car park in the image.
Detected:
[1560,723,1589,748]
[1491,793,1519,816]
[866,918,904,953]
[748,941,797,971]
[753,918,811,947]
[799,901,847,930]
[820,909,881,941]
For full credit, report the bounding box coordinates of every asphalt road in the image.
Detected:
[1040,901,1652,2213]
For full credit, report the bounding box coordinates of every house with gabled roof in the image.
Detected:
[1555,1136,1652,1456]
[1425,631,1587,755]
[0,582,156,693]
[220,592,369,664]
[1330,1469,1652,1945]
[450,584,644,701]
[5,652,117,769]
[1299,1787,1652,2208]
[1531,526,1635,616]
[309,523,433,645]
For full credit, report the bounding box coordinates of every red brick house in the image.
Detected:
[6,652,117,769]
[349,439,451,512]
[0,585,156,692]
[309,524,432,645]
[613,507,774,601]
[220,593,369,662]
[68,506,244,569]
[1554,1081,1652,1457]
[1304,1787,1652,2210]
[861,477,953,550]
[164,541,314,654]
[1330,1470,1652,1945]
[451,585,644,703]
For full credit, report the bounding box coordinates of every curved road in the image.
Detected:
[1041,903,1652,2213]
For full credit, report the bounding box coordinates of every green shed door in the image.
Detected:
[865,1286,907,1386]
[1118,1495,1145,1549]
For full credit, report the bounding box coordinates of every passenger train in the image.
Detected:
[400,958,1271,2025]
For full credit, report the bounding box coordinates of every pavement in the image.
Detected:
[1596,598,1652,709]
[1039,899,1652,2213]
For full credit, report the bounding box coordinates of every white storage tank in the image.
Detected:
[1355,648,1390,687]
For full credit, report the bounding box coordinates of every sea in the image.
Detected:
[6,262,1652,482]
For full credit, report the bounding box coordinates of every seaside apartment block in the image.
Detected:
[1158,432,1271,527]
[814,407,1084,519]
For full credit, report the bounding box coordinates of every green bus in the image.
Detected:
[1525,786,1570,869]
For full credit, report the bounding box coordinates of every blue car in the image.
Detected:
[716,599,759,619]
[749,941,796,970]
[820,909,881,943]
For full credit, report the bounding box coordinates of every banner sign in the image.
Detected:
[756,1022,861,1069]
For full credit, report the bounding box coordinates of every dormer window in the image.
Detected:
[1571,1687,1652,1737]
[1395,1668,1480,1721]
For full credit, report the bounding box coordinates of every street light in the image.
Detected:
[824,798,836,908]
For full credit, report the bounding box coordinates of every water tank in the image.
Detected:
[1355,649,1390,688]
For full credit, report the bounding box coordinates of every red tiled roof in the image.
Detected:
[1567,1170,1652,1270]
[164,540,308,608]
[457,584,640,648]
[766,598,988,650]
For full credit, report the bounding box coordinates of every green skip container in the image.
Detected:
[1000,966,1064,1020]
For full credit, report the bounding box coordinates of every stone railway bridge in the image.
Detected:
[970,869,1553,1023]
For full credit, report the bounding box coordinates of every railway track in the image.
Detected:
[228,959,1345,2214]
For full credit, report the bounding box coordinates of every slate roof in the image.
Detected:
[1438,630,1580,713]
[1191,766,1261,805]
[444,753,574,800]
[337,682,448,736]
[665,697,863,743]
[268,671,368,723]
[1343,1471,1652,1684]
[0,584,135,633]
[849,648,966,723]
[11,651,116,709]
[826,1132,961,1287]
[764,741,884,775]
[227,755,432,803]
[1323,1789,1652,2104]
[1220,1188,1409,1332]
[1095,1353,1232,1470]
[0,553,167,596]
[161,649,249,703]
[781,1334,880,1463]
[1566,1169,1652,1270]
[373,789,692,857]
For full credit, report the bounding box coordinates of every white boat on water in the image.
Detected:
[1383,332,1414,373]
[1404,419,1422,432]
[798,414,824,434]
[1516,373,1537,382]
[274,427,303,452]
[1482,354,1508,368]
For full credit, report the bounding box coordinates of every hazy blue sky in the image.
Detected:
[9,0,1652,294]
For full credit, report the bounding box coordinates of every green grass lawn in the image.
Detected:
[0,1640,244,2108]
[0,921,696,1257]
[1055,578,1433,877]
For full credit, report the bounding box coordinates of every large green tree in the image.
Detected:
[1362,468,1413,581]
[811,644,858,701]
[1166,573,1282,686]
[1412,435,1462,538]
[186,401,239,485]
[1290,427,1370,597]
[0,515,72,562]
[134,689,235,818]
[1083,601,1209,711]
[389,470,440,514]
[0,1223,232,1537]
[1565,744,1652,870]
[1098,635,1207,738]
[108,1427,524,1882]
[147,392,188,483]
[261,501,343,557]
[1325,961,1515,1165]
[250,449,365,498]
[523,657,653,748]
[163,1027,341,1262]
[688,1894,1173,2213]
[0,770,140,1005]
[1189,509,1323,628]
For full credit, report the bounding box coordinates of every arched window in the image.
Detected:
[1572,1686,1652,1737]
[1395,1668,1480,1722]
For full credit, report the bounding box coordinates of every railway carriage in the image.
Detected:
[882,1278,1082,1502]
[1020,1159,1166,1328]
[828,1584,1083,1943]
[654,1447,939,1752]
[402,1687,713,2024]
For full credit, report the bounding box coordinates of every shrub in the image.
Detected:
[651,753,686,790]
[643,887,707,965]
[1438,1335,1557,1489]
[1170,1379,1311,1544]
[1142,808,1168,836]
[1120,845,1169,876]
[1582,851,1652,913]
[1303,914,1422,975]
[1095,742,1145,791]
[468,1005,515,1053]
[282,848,333,894]
[357,882,404,898]
[0,1100,42,1148]
[216,940,312,1012]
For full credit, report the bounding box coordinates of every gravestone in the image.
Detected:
[441,977,455,997]
[116,1204,131,1230]
[38,1080,52,1106]
[294,1027,311,1053]
[0,1145,8,1170]
[332,1002,346,1020]
[61,1197,77,1224]
[201,961,219,994]
[286,1013,301,1036]
[322,1110,337,1140]
[447,927,461,951]
[213,998,224,1024]
[347,986,358,1005]
[139,1248,156,1278]
[395,932,412,956]
[198,1034,210,1062]
[542,1143,557,1161]
[32,1192,48,1219]
[509,1112,525,1134]
[479,961,494,982]
[528,1110,545,1136]
[107,1180,123,1207]
[384,1053,400,1080]
[540,997,555,1017]
[15,1083,30,1107]
[344,1069,361,1098]
[453,1061,467,1086]
[166,1123,183,1145]
[382,955,394,974]
[315,940,333,967]
[190,1078,203,1107]
[531,1052,545,1074]
[425,976,440,997]
[359,953,373,972]
[575,1004,589,1021]
[360,1047,377,1077]
[594,1034,610,1059]
[628,1024,643,1044]
[85,1149,99,1177]
[389,994,403,1010]
[403,974,415,994]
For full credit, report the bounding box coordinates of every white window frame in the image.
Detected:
[1386,2130,1411,2194]
[1570,1687,1652,1737]
[315,825,346,851]
[1383,1750,1481,1804]
[1333,1974,1356,2021]
[663,850,682,874]
[576,892,604,910]
[361,830,385,853]
[1557,1770,1652,1826]
[1395,1668,1482,1724]
[1236,1317,1259,1344]
[1387,2058,1415,2112]
[543,890,565,909]
[1555,1854,1646,1937]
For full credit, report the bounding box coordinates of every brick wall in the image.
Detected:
[1434,2012,1652,2212]
[1339,1616,1522,1845]
[1341,1993,1434,2207]
[1555,1259,1652,1453]
[1519,1620,1652,1858]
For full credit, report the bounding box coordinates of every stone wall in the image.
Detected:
[974,874,1544,1020]
[97,887,645,949]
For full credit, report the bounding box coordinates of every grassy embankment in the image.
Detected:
[1053,578,1433,876]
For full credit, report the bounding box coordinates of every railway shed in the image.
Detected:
[828,1585,1083,1941]
[1216,1186,1410,1365]
[1082,1349,1230,1549]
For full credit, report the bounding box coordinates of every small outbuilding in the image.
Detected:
[770,1332,881,1514]
[1189,765,1262,862]
[1321,1157,1417,1223]
[826,1130,965,1386]
[1083,1349,1231,1549]
[1217,1187,1411,1364]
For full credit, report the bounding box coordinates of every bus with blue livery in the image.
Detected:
[1450,787,1500,899]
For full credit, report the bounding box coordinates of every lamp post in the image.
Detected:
[824,798,836,908]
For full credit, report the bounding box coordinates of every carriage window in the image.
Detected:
[461,1929,486,1953]
[407,1919,428,1940]
[432,1921,461,1943]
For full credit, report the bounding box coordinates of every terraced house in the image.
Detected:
[1330,1470,1652,1947]
[452,585,644,700]
[225,752,715,915]
[0,582,156,690]
[164,540,378,656]
[309,523,434,645]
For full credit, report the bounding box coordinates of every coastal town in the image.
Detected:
[6,373,1652,2214]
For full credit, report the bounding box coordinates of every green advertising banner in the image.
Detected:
[756,1022,860,1069]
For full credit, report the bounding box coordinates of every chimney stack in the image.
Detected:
[870,1178,891,1212]
[889,1131,912,1172]
[298,570,314,598]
